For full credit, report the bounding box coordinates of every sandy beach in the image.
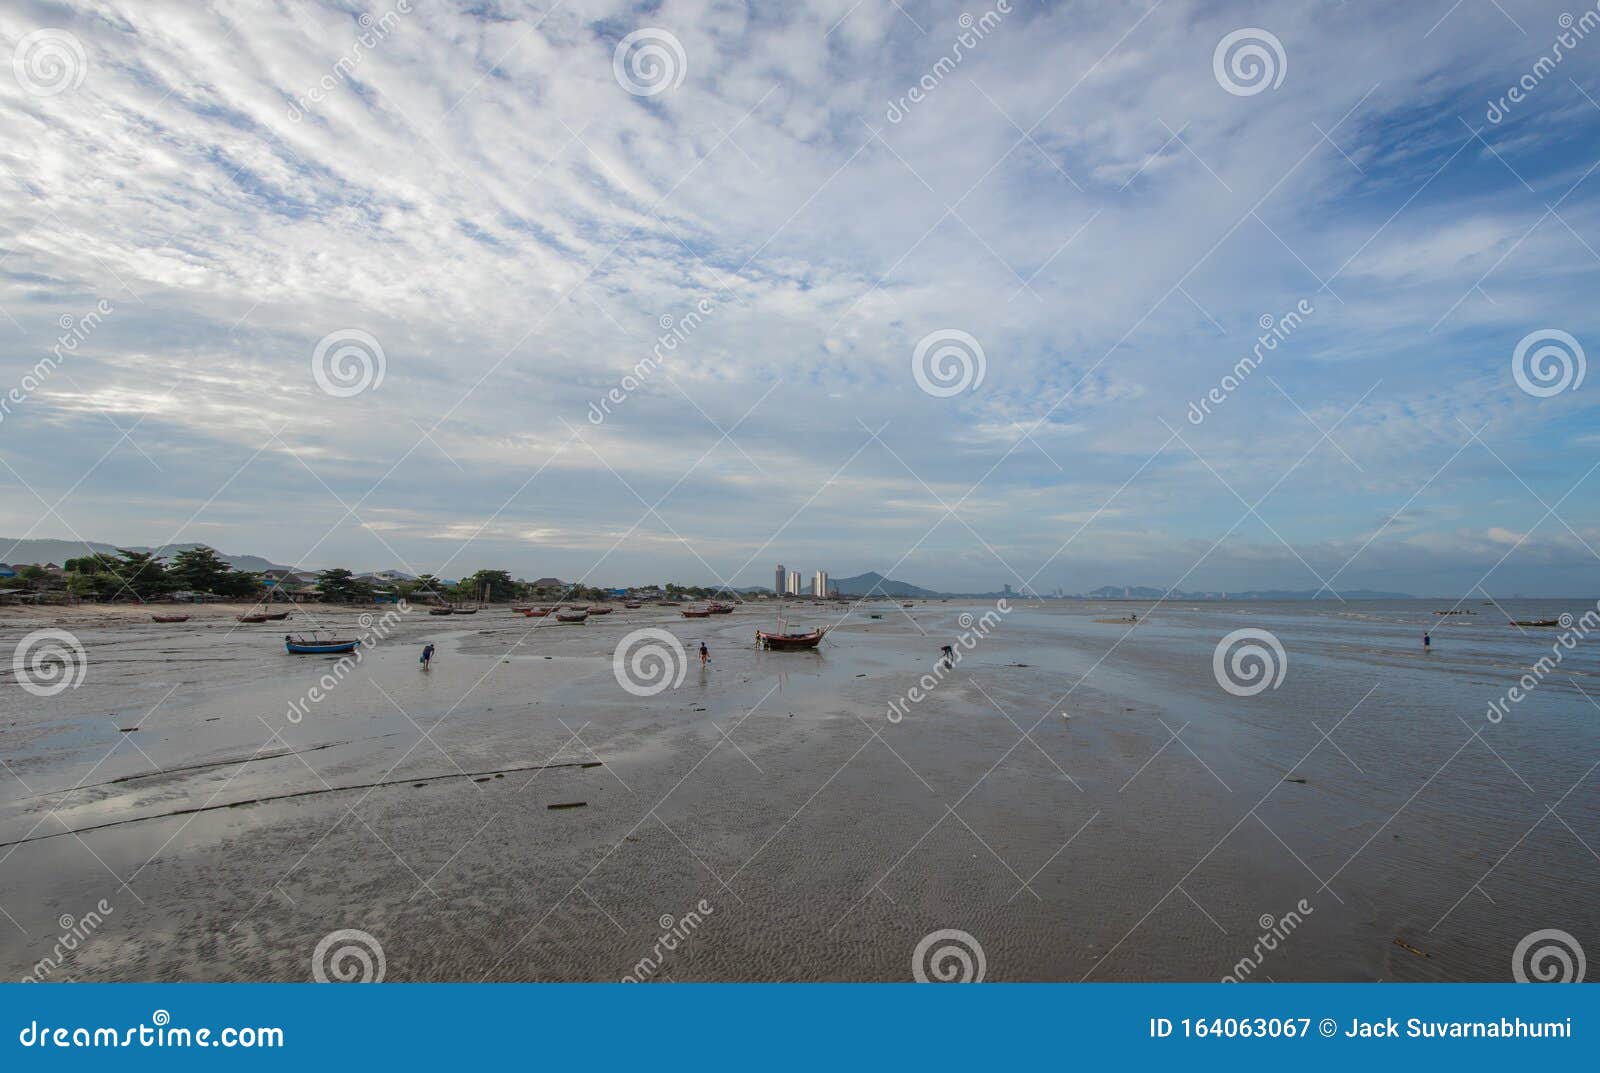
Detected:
[1,598,1595,982]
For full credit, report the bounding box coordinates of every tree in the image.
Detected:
[462,569,517,602]
[168,546,232,593]
[107,549,172,601]
[315,567,371,603]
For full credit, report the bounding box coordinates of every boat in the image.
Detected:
[756,627,828,650]
[869,613,882,619]
[624,601,642,609]
[656,601,677,607]
[523,607,555,617]
[708,602,734,614]
[588,606,613,615]
[511,606,534,613]
[284,635,361,655]
[901,602,914,608]
[151,614,190,623]
[565,605,589,612]
[681,607,712,618]
[428,607,454,616]
[555,611,588,623]
[1509,618,1561,627]
[1433,609,1476,616]
[237,613,271,623]
[453,607,478,615]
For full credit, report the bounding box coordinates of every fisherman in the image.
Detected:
[699,641,710,667]
[940,644,955,669]
[420,642,435,670]
[1422,632,1430,651]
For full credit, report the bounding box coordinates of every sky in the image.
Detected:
[0,0,1597,597]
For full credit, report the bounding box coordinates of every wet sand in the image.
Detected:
[1,598,1595,981]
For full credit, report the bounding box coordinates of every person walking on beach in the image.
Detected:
[420,642,435,670]
[1422,632,1430,651]
[699,641,709,667]
[940,644,955,670]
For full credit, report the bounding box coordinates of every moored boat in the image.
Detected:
[624,601,642,609]
[707,602,734,614]
[555,611,588,623]
[151,614,190,623]
[681,607,712,618]
[1509,618,1561,627]
[588,606,613,615]
[237,613,271,623]
[428,607,454,616]
[284,634,361,655]
[756,627,828,650]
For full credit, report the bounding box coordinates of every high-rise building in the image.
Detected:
[813,570,829,598]
[786,570,802,596]
[774,564,786,594]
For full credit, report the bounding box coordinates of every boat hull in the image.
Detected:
[285,639,361,655]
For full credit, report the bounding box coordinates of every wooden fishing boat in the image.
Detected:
[587,606,613,615]
[656,601,677,607]
[262,611,291,621]
[756,627,828,650]
[453,607,478,615]
[555,611,588,623]
[284,635,361,655]
[428,607,454,616]
[868,613,882,619]
[1509,618,1561,627]
[624,601,642,609]
[680,607,712,618]
[523,607,555,617]
[511,606,534,613]
[708,602,734,614]
[1433,609,1475,616]
[565,605,589,612]
[151,614,190,623]
[237,613,272,623]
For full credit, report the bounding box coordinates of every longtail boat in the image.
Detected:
[237,613,271,623]
[708,602,734,614]
[587,606,613,615]
[151,614,190,623]
[1509,618,1561,627]
[624,601,642,609]
[555,610,588,623]
[756,627,828,650]
[428,607,454,616]
[680,607,712,618]
[284,635,360,655]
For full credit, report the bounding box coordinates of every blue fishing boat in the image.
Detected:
[284,634,361,655]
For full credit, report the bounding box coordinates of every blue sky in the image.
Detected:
[0,0,1597,595]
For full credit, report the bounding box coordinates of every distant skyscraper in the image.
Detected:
[813,570,829,598]
[786,570,801,596]
[774,564,786,594]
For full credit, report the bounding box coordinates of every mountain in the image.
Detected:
[1081,584,1414,600]
[1,538,290,574]
[831,571,942,598]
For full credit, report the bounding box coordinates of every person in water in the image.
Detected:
[420,642,435,669]
[699,641,709,666]
[1422,632,1430,650]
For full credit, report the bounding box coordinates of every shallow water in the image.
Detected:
[0,598,1595,981]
